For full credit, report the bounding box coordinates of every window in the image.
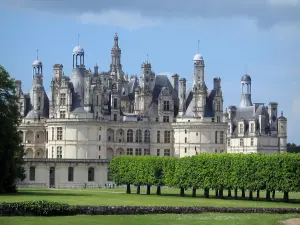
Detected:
[250,123,254,133]
[196,132,198,136]
[96,95,99,105]
[52,147,54,158]
[185,137,187,143]
[227,138,230,147]
[99,135,101,141]
[240,138,244,147]
[251,138,254,146]
[135,148,142,155]
[57,146,62,158]
[239,124,244,134]
[164,149,170,156]
[157,149,160,156]
[144,149,150,155]
[211,118,215,122]
[68,167,74,182]
[215,131,218,144]
[227,127,230,134]
[163,116,169,122]
[57,127,63,140]
[164,131,171,143]
[163,101,170,111]
[60,93,66,105]
[215,149,218,153]
[157,131,160,143]
[185,148,187,153]
[144,130,150,143]
[29,166,35,181]
[98,155,101,159]
[156,117,159,122]
[217,102,221,111]
[98,146,101,151]
[113,98,117,109]
[220,131,224,144]
[88,167,94,182]
[52,127,54,140]
[185,129,187,134]
[60,111,65,119]
[38,97,41,103]
[113,114,117,121]
[127,148,133,155]
[136,129,142,143]
[217,116,220,122]
[127,129,133,142]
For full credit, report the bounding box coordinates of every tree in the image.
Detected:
[0,65,25,193]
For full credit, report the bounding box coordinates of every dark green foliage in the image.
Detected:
[1,200,300,216]
[110,153,300,202]
[0,65,25,193]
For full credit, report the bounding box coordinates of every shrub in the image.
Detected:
[1,201,300,216]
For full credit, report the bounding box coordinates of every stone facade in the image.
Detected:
[15,34,286,188]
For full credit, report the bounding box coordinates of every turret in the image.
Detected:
[110,33,123,80]
[278,111,287,152]
[268,102,278,135]
[240,74,253,108]
[110,84,120,121]
[213,77,223,122]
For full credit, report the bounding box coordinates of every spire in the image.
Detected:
[78,33,80,46]
[114,32,118,46]
[281,110,283,117]
[197,40,200,53]
[36,49,39,60]
[146,53,149,63]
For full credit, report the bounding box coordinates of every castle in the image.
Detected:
[15,34,287,188]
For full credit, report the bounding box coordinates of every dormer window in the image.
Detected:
[250,123,254,133]
[239,124,244,134]
[163,101,170,111]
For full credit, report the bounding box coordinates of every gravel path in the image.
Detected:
[281,218,300,225]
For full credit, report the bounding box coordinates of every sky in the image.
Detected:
[0,0,299,144]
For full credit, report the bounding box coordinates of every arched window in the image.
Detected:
[127,129,133,142]
[136,129,142,143]
[88,167,94,182]
[239,124,244,134]
[215,131,218,144]
[144,130,150,143]
[217,102,221,111]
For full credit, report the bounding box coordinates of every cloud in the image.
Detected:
[2,0,300,30]
[78,10,159,30]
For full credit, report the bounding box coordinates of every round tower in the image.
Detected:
[278,111,287,152]
[240,74,253,108]
[193,53,205,87]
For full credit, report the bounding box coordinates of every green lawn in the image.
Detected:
[0,214,299,225]
[1,187,300,208]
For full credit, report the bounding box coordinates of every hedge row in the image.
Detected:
[1,201,300,216]
[109,153,300,202]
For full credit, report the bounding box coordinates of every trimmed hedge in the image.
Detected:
[0,201,300,216]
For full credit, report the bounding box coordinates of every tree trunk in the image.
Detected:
[192,187,197,197]
[272,190,275,199]
[249,190,253,200]
[204,188,209,198]
[228,189,232,197]
[256,190,260,198]
[136,185,140,194]
[219,188,224,198]
[283,192,289,203]
[146,185,151,195]
[241,188,245,198]
[156,186,161,195]
[234,188,238,199]
[215,189,219,197]
[266,190,271,201]
[126,184,131,194]
[180,187,185,197]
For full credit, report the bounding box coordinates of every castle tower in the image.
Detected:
[278,111,287,152]
[73,45,85,68]
[240,74,253,108]
[139,62,152,114]
[110,33,123,81]
[193,53,207,118]
[178,78,186,117]
[110,84,121,121]
[31,56,45,117]
[172,74,179,96]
